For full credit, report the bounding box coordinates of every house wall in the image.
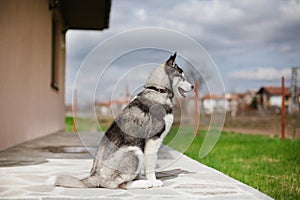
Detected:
[0,0,65,150]
[262,93,269,109]
[203,99,216,114]
[270,96,282,107]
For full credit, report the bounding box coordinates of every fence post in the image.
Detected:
[281,77,285,140]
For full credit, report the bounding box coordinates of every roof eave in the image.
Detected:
[60,0,111,31]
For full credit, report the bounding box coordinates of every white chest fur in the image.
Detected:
[144,114,173,155]
[161,114,174,139]
[144,113,174,184]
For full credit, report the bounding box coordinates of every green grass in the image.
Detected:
[65,116,74,132]
[65,116,104,132]
[163,126,300,200]
[65,117,299,199]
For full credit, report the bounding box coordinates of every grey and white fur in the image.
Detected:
[55,52,194,189]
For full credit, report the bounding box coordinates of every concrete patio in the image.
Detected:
[0,131,272,200]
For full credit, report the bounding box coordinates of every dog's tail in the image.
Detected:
[55,175,99,188]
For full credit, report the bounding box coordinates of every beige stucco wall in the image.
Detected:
[0,0,65,150]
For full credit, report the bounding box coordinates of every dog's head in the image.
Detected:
[144,52,194,98]
[165,52,194,98]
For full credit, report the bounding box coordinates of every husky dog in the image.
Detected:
[55,52,194,189]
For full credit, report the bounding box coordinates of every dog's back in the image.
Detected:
[55,52,194,189]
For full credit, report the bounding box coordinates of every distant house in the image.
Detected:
[201,94,228,114]
[256,86,300,110]
[0,0,111,150]
[225,93,240,117]
[236,90,257,110]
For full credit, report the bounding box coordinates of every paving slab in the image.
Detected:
[0,131,273,199]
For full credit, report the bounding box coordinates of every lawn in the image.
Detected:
[65,116,102,132]
[65,117,299,199]
[163,126,300,200]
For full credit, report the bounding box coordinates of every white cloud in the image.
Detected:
[135,9,147,21]
[65,0,300,103]
[230,67,291,81]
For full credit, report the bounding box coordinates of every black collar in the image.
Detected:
[145,86,174,98]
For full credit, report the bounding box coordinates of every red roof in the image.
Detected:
[262,87,289,95]
[257,86,300,96]
[257,87,289,96]
[201,94,225,100]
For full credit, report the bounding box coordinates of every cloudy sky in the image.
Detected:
[65,0,300,104]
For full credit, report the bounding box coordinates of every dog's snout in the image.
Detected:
[191,85,194,90]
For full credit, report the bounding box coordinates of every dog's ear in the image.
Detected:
[166,52,177,66]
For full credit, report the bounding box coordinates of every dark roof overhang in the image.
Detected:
[58,0,111,30]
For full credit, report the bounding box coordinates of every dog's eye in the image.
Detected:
[176,75,185,81]
[174,64,183,74]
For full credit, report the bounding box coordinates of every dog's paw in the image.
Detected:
[140,180,152,189]
[151,180,163,187]
[125,180,152,189]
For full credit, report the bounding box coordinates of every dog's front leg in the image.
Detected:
[144,138,163,187]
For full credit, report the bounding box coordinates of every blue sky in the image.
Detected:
[65,0,300,104]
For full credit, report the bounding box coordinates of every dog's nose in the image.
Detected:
[191,85,194,90]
